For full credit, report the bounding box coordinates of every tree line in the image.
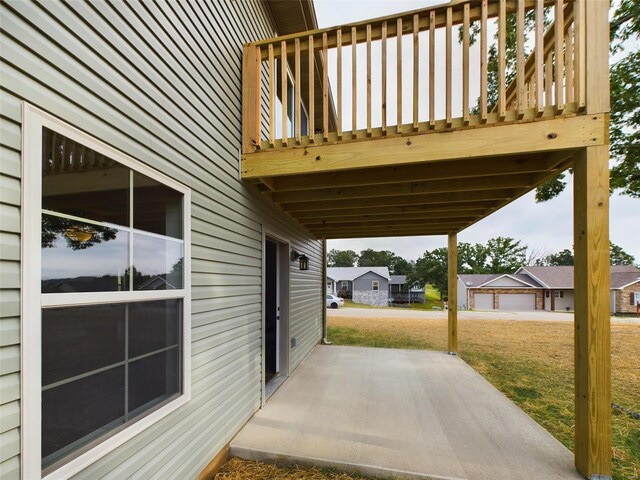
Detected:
[328,239,636,297]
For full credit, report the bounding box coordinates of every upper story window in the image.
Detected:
[22,106,191,479]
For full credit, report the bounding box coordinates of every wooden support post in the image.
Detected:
[573,146,611,479]
[242,45,261,153]
[308,35,315,143]
[574,0,611,475]
[448,233,458,354]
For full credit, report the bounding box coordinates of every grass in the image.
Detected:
[215,458,367,480]
[327,315,640,480]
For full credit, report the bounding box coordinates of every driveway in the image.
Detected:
[328,307,638,324]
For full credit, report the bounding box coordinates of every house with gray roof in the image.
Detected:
[457,265,640,313]
[389,275,426,303]
[327,267,390,306]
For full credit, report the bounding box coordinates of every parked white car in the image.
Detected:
[326,294,344,309]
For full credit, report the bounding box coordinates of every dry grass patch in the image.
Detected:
[328,315,640,480]
[215,458,367,480]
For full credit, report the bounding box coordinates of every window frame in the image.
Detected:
[21,104,192,480]
[372,280,380,291]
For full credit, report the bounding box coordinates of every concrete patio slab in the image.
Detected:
[231,345,583,480]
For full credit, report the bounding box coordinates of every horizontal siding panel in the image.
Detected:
[0,373,19,405]
[0,262,19,290]
[0,118,20,152]
[192,304,261,340]
[191,337,261,385]
[0,318,19,347]
[0,289,19,318]
[192,284,261,301]
[0,146,21,181]
[0,401,19,433]
[0,346,19,376]
[0,204,20,234]
[191,320,260,357]
[0,455,19,480]
[191,294,261,318]
[0,427,19,462]
[0,177,20,206]
[0,232,20,262]
[0,89,22,123]
[191,233,261,259]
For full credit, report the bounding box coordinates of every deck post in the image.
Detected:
[242,45,261,154]
[573,146,611,479]
[448,233,457,354]
[573,0,611,476]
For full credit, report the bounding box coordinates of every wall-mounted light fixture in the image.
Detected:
[291,249,309,271]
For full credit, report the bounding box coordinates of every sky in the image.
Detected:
[314,0,639,263]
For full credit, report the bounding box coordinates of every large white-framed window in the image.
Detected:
[372,280,380,291]
[21,104,192,480]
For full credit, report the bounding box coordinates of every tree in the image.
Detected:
[357,249,397,268]
[610,242,636,266]
[465,1,640,200]
[540,248,574,266]
[327,249,358,267]
[390,257,415,276]
[458,242,490,274]
[408,247,449,298]
[485,236,527,273]
[536,242,635,266]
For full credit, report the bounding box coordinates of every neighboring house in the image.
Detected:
[457,265,640,313]
[518,265,640,314]
[0,2,326,479]
[326,267,390,306]
[389,275,425,303]
[457,274,544,311]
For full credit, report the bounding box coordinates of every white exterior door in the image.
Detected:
[474,293,494,310]
[499,293,536,311]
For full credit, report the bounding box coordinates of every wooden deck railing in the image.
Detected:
[242,0,584,154]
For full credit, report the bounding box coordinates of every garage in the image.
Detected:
[474,293,494,310]
[499,293,536,311]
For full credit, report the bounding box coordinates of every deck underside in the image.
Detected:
[242,113,607,239]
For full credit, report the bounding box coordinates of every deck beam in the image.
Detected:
[242,114,606,179]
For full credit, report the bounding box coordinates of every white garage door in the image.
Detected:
[499,293,536,311]
[474,293,494,310]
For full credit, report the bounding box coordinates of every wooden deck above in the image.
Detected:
[241,0,608,239]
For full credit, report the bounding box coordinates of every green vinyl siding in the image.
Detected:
[0,0,323,477]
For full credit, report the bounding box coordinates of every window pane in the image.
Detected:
[132,234,183,290]
[133,172,182,239]
[129,300,180,358]
[42,366,125,468]
[42,127,129,226]
[128,348,179,415]
[42,215,129,293]
[42,304,125,386]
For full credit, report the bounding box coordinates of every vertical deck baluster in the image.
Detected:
[397,18,403,133]
[480,0,488,122]
[517,0,525,119]
[566,25,574,103]
[545,51,553,107]
[367,24,372,137]
[498,0,506,121]
[555,0,564,113]
[446,7,452,127]
[535,0,544,116]
[429,10,435,128]
[574,0,585,110]
[381,21,387,135]
[322,32,329,142]
[352,26,357,138]
[462,3,470,125]
[281,40,288,146]
[295,38,301,144]
[308,34,315,143]
[337,29,342,140]
[413,13,419,131]
[268,43,275,147]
